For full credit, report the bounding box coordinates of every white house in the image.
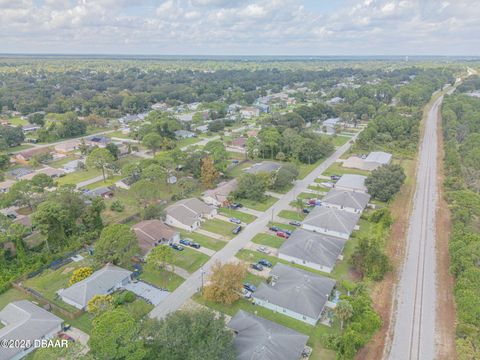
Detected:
[0,300,63,360]
[302,206,360,240]
[321,189,371,214]
[334,174,368,193]
[57,264,132,310]
[165,198,217,231]
[201,179,237,207]
[253,263,336,326]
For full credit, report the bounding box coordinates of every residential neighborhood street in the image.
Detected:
[149,133,358,319]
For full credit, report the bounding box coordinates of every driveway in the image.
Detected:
[124,281,169,306]
[150,132,360,319]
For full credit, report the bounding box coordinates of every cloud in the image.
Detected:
[0,0,479,55]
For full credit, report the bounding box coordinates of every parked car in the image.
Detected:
[330,175,341,181]
[231,159,240,164]
[229,217,241,224]
[179,239,192,246]
[250,263,264,271]
[269,225,280,232]
[58,333,75,342]
[361,154,367,159]
[276,231,289,238]
[233,226,242,234]
[230,203,243,209]
[289,220,301,226]
[170,243,184,251]
[303,208,311,214]
[243,288,253,299]
[189,242,201,249]
[308,199,317,205]
[257,246,270,254]
[258,259,272,267]
[243,282,257,292]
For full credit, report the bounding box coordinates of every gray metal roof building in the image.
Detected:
[365,151,392,165]
[228,310,309,360]
[278,229,346,271]
[322,189,371,212]
[334,174,368,193]
[245,161,282,174]
[302,206,361,239]
[253,263,336,320]
[0,300,63,360]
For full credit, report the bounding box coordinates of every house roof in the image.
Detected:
[228,310,308,360]
[54,139,80,151]
[166,198,214,226]
[84,186,113,198]
[278,228,346,269]
[19,166,65,180]
[245,161,282,175]
[322,189,371,210]
[132,220,178,255]
[302,206,360,237]
[0,300,63,360]
[365,151,392,165]
[202,179,237,204]
[57,264,131,308]
[323,118,340,126]
[174,130,195,137]
[16,147,51,160]
[334,174,367,192]
[254,263,336,320]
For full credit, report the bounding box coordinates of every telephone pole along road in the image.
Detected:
[387,88,454,360]
[149,133,359,319]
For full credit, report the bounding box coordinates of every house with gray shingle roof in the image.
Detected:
[302,206,360,239]
[253,263,336,325]
[322,189,371,214]
[228,310,309,360]
[363,151,392,170]
[57,264,132,309]
[244,161,282,175]
[0,300,63,360]
[165,198,217,231]
[334,174,367,193]
[278,229,347,273]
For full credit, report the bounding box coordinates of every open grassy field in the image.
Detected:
[278,210,305,221]
[0,288,33,309]
[171,247,209,274]
[177,137,202,148]
[240,195,277,212]
[48,155,80,168]
[57,168,102,185]
[180,230,226,251]
[7,144,35,152]
[218,208,256,223]
[251,233,285,248]
[140,267,185,292]
[202,218,237,238]
[82,175,123,190]
[323,162,371,177]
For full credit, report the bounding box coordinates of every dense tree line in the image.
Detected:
[441,88,480,359]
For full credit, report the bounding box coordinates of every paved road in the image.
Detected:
[75,175,105,189]
[149,134,358,319]
[388,92,449,360]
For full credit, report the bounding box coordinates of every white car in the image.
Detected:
[257,246,270,254]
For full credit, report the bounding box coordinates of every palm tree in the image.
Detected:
[335,299,353,330]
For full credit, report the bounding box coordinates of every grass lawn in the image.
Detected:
[218,208,256,224]
[0,288,33,309]
[268,221,297,231]
[7,117,29,126]
[68,312,93,334]
[107,130,133,139]
[180,231,226,251]
[82,175,123,190]
[227,151,246,161]
[48,155,79,168]
[308,184,328,194]
[7,144,35,152]
[202,219,237,238]
[172,247,209,274]
[227,160,254,178]
[251,233,285,248]
[240,195,277,212]
[177,137,202,148]
[278,210,305,221]
[23,256,96,312]
[102,189,141,224]
[297,158,325,180]
[297,192,314,200]
[323,162,371,177]
[330,135,351,147]
[57,168,102,186]
[140,267,185,292]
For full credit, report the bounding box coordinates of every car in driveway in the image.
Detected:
[250,263,264,271]
[170,243,184,251]
[258,259,272,267]
[189,242,200,249]
[330,175,341,181]
[257,246,270,254]
[303,208,311,214]
[276,231,289,239]
[243,283,257,292]
[269,226,280,232]
[230,203,243,210]
[289,220,301,226]
[233,225,242,234]
[179,239,192,246]
[229,217,241,224]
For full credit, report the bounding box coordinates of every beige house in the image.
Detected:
[202,179,237,207]
[165,198,217,231]
[132,219,180,256]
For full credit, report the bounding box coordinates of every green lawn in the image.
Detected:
[218,208,256,224]
[278,210,306,221]
[0,288,33,309]
[82,175,123,190]
[323,162,371,177]
[107,130,133,139]
[268,221,297,231]
[8,117,29,126]
[330,135,351,147]
[57,168,102,185]
[172,247,210,274]
[202,219,237,238]
[227,160,254,178]
[7,144,35,152]
[48,155,80,168]
[68,312,93,334]
[308,184,328,193]
[251,233,285,248]
[297,158,325,179]
[239,195,277,212]
[180,230,226,251]
[140,267,185,292]
[177,137,202,148]
[297,192,314,200]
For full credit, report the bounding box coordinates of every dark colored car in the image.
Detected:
[229,217,241,224]
[243,282,257,292]
[303,208,311,214]
[269,226,280,232]
[190,242,201,249]
[230,203,243,210]
[330,175,341,181]
[258,259,272,267]
[250,263,264,271]
[233,226,242,234]
[289,221,301,226]
[170,243,184,251]
[179,239,191,246]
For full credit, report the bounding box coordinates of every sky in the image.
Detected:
[0,0,479,56]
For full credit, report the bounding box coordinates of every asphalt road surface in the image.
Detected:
[149,133,359,319]
[388,94,446,360]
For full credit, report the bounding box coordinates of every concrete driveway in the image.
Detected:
[124,281,169,306]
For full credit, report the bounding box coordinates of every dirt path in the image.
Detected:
[434,101,457,360]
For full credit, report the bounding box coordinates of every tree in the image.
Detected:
[233,173,268,201]
[200,156,219,189]
[203,261,246,305]
[259,127,281,159]
[141,309,236,360]
[94,224,139,266]
[32,200,70,251]
[365,164,406,202]
[7,180,36,209]
[130,179,161,208]
[81,197,105,233]
[106,143,120,160]
[86,148,114,182]
[142,132,162,155]
[146,245,174,288]
[89,308,146,360]
[142,164,165,182]
[335,299,354,330]
[87,294,114,317]
[31,173,54,192]
[271,165,298,191]
[351,235,391,281]
[68,267,93,286]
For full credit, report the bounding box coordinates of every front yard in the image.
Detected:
[239,195,277,212]
[251,233,285,248]
[322,162,371,177]
[171,247,210,274]
[218,208,257,224]
[56,168,102,186]
[278,210,305,221]
[180,230,226,251]
[140,267,185,292]
[202,218,237,238]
